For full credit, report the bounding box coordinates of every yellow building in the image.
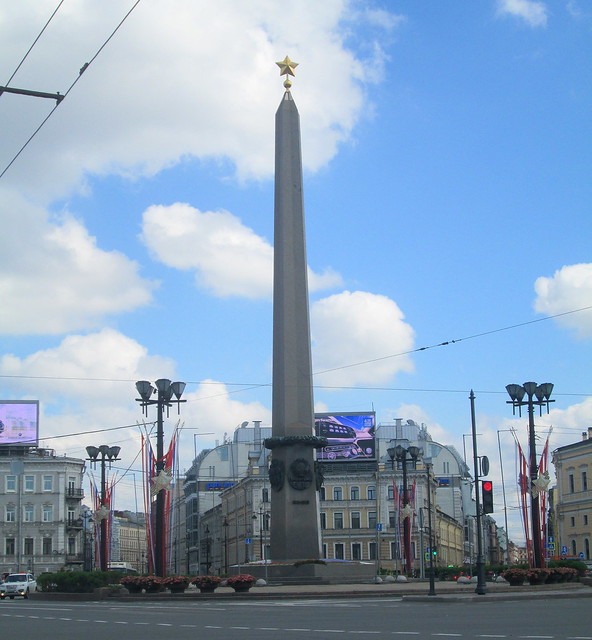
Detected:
[551,428,592,561]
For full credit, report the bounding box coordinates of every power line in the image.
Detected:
[0,0,143,180]
[2,0,65,88]
[1,304,591,396]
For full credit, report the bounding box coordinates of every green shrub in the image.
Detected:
[37,571,114,593]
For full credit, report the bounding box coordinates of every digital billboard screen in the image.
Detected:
[315,412,375,462]
[0,401,39,447]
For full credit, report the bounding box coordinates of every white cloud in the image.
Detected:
[495,0,548,27]
[0,189,154,335]
[534,263,592,338]
[0,0,399,201]
[311,290,415,387]
[140,202,342,298]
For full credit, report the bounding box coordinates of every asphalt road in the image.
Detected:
[1,595,590,640]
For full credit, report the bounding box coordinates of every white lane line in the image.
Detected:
[312,631,345,634]
[392,633,420,635]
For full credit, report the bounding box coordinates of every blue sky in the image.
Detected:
[1,0,591,543]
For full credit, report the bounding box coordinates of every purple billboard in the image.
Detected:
[315,412,376,462]
[0,401,39,447]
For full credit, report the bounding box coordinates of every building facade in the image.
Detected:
[180,418,484,576]
[0,447,85,574]
[551,428,592,562]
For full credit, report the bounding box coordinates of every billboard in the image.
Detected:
[315,412,375,462]
[0,401,39,447]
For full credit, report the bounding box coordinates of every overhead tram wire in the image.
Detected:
[0,303,591,396]
[2,0,66,89]
[0,0,143,181]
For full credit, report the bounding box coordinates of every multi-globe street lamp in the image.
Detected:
[135,378,186,576]
[85,445,121,572]
[387,444,420,576]
[505,382,554,568]
[424,459,437,596]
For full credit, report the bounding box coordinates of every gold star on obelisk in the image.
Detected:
[276,55,298,91]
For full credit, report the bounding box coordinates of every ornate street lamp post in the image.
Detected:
[506,382,554,568]
[387,444,420,576]
[135,379,186,576]
[86,445,121,572]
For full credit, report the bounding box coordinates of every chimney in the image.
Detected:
[588,426,592,439]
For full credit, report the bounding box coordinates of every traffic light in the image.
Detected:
[482,480,494,513]
[432,547,438,557]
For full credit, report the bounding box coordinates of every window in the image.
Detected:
[335,543,344,560]
[262,488,269,502]
[68,476,76,491]
[388,510,395,528]
[68,537,76,555]
[571,540,577,556]
[390,541,397,559]
[367,486,376,500]
[24,504,34,522]
[42,537,53,555]
[320,512,327,529]
[369,541,377,560]
[350,486,359,500]
[322,543,327,559]
[571,516,576,527]
[586,538,590,560]
[387,485,394,500]
[24,538,34,555]
[6,475,16,492]
[319,487,326,501]
[351,511,361,529]
[569,474,575,493]
[352,543,362,560]
[582,471,588,492]
[585,515,589,526]
[334,512,344,529]
[443,461,450,474]
[24,475,34,492]
[5,538,15,555]
[333,487,343,501]
[368,511,377,530]
[6,505,16,522]
[42,505,53,522]
[43,475,53,491]
[67,508,76,525]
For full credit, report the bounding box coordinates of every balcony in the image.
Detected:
[66,488,85,500]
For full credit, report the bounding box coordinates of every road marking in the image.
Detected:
[478,636,507,638]
[433,635,462,637]
[392,633,420,635]
[313,631,345,634]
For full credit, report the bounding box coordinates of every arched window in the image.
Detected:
[333,486,343,501]
[350,486,359,500]
[367,485,376,500]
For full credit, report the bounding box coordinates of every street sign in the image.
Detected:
[245,538,252,544]
[376,523,383,532]
[561,545,568,555]
[548,536,554,543]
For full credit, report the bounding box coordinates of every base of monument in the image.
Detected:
[231,561,375,585]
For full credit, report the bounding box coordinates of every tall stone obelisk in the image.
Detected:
[265,57,323,562]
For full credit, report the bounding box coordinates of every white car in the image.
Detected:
[0,573,37,599]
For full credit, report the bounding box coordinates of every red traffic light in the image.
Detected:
[483,481,493,492]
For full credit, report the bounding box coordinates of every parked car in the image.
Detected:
[0,573,37,599]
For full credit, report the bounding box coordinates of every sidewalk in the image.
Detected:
[29,579,592,603]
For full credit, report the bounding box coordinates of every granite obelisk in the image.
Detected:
[265,57,323,562]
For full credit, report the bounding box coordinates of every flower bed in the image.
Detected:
[119,575,163,593]
[191,575,222,592]
[226,573,256,592]
[500,568,526,586]
[162,576,190,592]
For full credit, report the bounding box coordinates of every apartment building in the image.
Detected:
[0,447,85,574]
